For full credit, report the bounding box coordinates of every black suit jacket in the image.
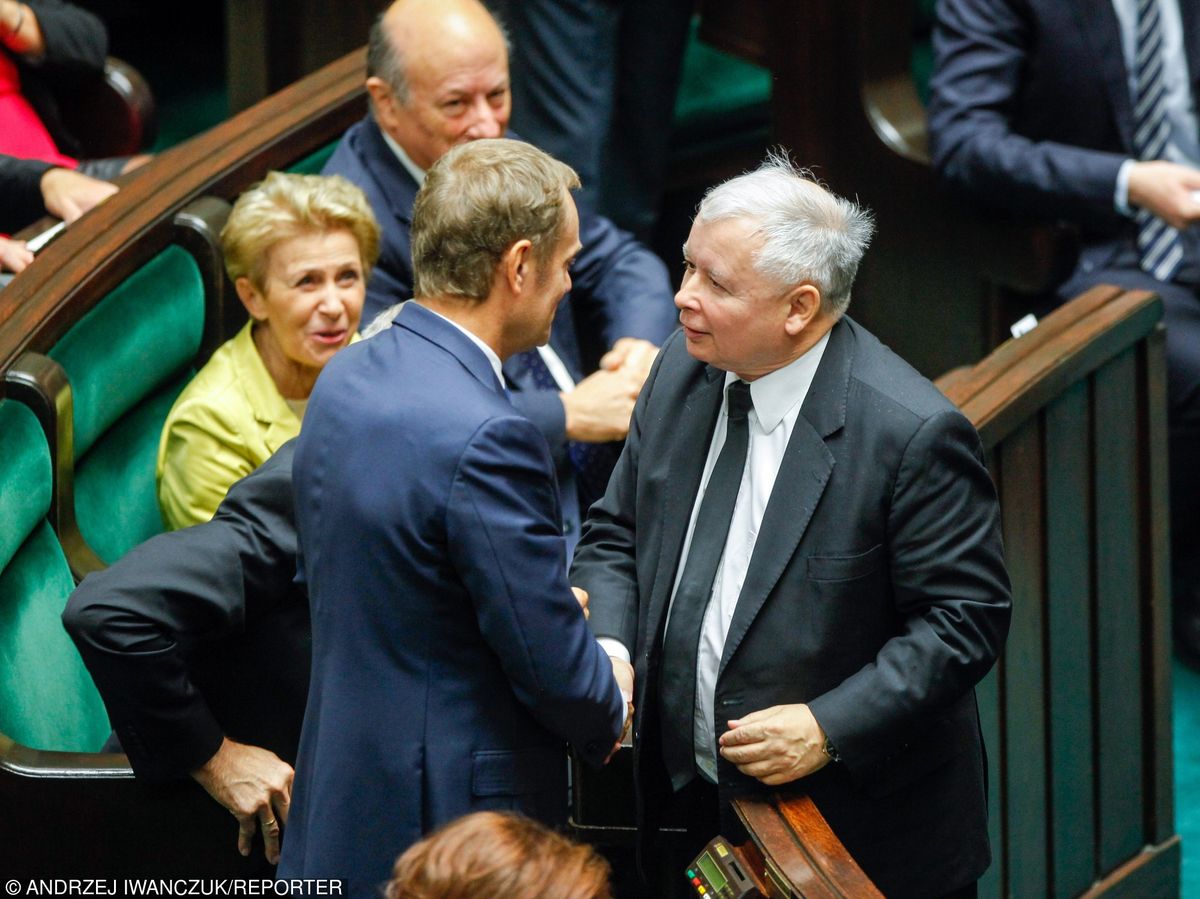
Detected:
[928,0,1200,273]
[63,442,308,782]
[572,320,1012,898]
[15,1,108,157]
[0,153,55,233]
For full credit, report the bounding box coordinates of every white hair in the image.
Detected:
[695,153,874,316]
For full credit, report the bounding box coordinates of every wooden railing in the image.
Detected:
[937,286,1177,898]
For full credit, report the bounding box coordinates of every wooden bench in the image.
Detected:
[0,50,365,878]
[939,286,1177,898]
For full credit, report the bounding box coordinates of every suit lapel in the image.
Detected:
[718,319,853,677]
[1071,0,1134,150]
[1181,0,1200,96]
[361,116,420,227]
[644,366,725,645]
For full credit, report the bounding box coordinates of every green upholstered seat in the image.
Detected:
[912,0,937,105]
[48,244,205,564]
[289,142,338,175]
[0,401,110,752]
[672,18,771,146]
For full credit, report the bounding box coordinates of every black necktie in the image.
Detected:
[659,379,754,790]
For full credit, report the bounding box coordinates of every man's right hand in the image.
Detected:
[1128,160,1200,229]
[39,167,118,224]
[191,738,294,864]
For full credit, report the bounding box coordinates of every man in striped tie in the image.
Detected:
[927,0,1200,666]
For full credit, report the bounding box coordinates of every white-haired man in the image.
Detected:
[572,157,1013,899]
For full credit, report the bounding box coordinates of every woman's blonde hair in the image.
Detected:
[220,171,381,289]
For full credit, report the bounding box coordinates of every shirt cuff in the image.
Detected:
[1115,158,1136,217]
[597,637,630,664]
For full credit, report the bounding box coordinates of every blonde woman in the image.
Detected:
[157,171,380,529]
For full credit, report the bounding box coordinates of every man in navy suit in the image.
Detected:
[572,158,1011,898]
[927,0,1200,664]
[323,0,677,556]
[280,138,627,896]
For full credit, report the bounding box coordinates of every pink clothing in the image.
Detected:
[0,50,76,167]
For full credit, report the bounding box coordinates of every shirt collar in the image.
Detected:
[380,127,427,186]
[419,305,506,387]
[724,329,831,433]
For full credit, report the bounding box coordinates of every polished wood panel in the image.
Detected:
[999,417,1049,898]
[1044,383,1097,898]
[734,795,884,898]
[938,289,1177,898]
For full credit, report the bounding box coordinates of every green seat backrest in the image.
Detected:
[673,17,771,140]
[289,142,339,175]
[0,401,110,752]
[913,0,937,105]
[49,244,205,563]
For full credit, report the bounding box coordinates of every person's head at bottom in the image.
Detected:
[385,811,612,899]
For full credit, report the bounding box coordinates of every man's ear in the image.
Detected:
[502,239,535,294]
[235,276,268,321]
[366,76,400,130]
[783,283,823,337]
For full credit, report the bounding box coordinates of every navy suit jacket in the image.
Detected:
[928,0,1200,273]
[572,321,1012,898]
[281,302,624,896]
[323,117,678,552]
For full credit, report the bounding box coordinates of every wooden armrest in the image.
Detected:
[719,793,883,897]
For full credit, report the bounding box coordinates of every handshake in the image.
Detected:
[561,337,659,443]
[572,586,635,761]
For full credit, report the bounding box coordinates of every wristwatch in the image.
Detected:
[822,735,842,763]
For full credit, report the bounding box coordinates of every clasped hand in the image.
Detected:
[718,703,830,786]
[562,338,658,443]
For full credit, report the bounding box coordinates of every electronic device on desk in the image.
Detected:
[687,836,764,897]
[686,793,884,899]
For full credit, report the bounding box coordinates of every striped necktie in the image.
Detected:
[1133,0,1185,281]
